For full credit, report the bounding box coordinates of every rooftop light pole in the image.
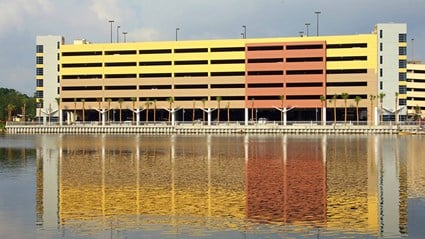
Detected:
[123,32,128,43]
[299,31,304,37]
[242,25,247,39]
[315,11,321,36]
[305,23,310,37]
[108,20,114,43]
[117,25,121,43]
[176,27,180,41]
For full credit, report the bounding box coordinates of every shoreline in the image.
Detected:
[5,123,423,135]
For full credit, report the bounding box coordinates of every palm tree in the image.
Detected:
[73,98,77,122]
[55,97,61,124]
[131,97,137,124]
[330,94,338,126]
[145,98,152,123]
[81,99,85,125]
[280,95,285,122]
[118,98,124,125]
[38,99,43,124]
[226,102,230,125]
[394,92,399,125]
[320,95,326,124]
[192,99,196,125]
[167,97,174,123]
[378,92,386,124]
[341,92,349,125]
[251,98,255,121]
[216,96,222,124]
[107,98,112,123]
[369,95,376,126]
[97,97,102,123]
[414,105,422,126]
[6,103,16,122]
[21,99,27,122]
[201,98,206,123]
[153,99,157,125]
[354,96,362,125]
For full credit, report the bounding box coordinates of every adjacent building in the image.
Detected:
[35,23,410,124]
[407,62,425,119]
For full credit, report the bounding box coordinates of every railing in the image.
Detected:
[6,120,423,127]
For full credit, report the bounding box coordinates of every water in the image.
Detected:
[1,134,425,238]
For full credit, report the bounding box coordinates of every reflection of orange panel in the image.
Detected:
[285,141,326,223]
[246,143,285,222]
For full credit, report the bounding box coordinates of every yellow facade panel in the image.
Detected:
[399,55,407,60]
[36,52,43,57]
[172,53,210,61]
[36,86,43,91]
[103,55,138,62]
[174,78,209,85]
[327,61,370,69]
[210,52,245,60]
[209,64,245,72]
[36,75,43,80]
[138,54,173,61]
[60,56,104,64]
[139,66,173,73]
[140,78,171,85]
[61,67,104,75]
[36,64,43,68]
[103,67,139,74]
[173,65,210,72]
[61,91,103,98]
[61,79,103,87]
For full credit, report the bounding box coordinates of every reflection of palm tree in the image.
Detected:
[369,95,376,126]
[118,98,124,125]
[341,92,349,125]
[354,96,361,125]
[38,99,43,123]
[379,92,386,124]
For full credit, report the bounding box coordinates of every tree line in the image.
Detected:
[0,87,37,123]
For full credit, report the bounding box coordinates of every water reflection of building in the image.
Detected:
[246,136,326,224]
[35,134,408,236]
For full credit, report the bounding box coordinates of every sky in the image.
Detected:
[0,0,424,96]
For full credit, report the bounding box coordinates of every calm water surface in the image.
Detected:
[1,134,425,238]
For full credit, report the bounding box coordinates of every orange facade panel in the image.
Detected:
[245,41,326,109]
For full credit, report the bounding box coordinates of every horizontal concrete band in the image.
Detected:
[5,124,422,135]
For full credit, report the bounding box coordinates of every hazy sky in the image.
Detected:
[0,0,424,96]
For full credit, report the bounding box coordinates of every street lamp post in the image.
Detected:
[305,23,310,37]
[117,25,120,43]
[176,28,180,41]
[315,11,321,36]
[108,20,114,43]
[123,32,128,43]
[242,25,246,39]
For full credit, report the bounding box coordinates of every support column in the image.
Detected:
[244,108,249,126]
[136,111,140,126]
[102,110,106,126]
[207,108,212,126]
[66,112,71,125]
[283,107,287,126]
[322,107,327,125]
[59,109,63,126]
[374,107,379,126]
[171,109,176,126]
